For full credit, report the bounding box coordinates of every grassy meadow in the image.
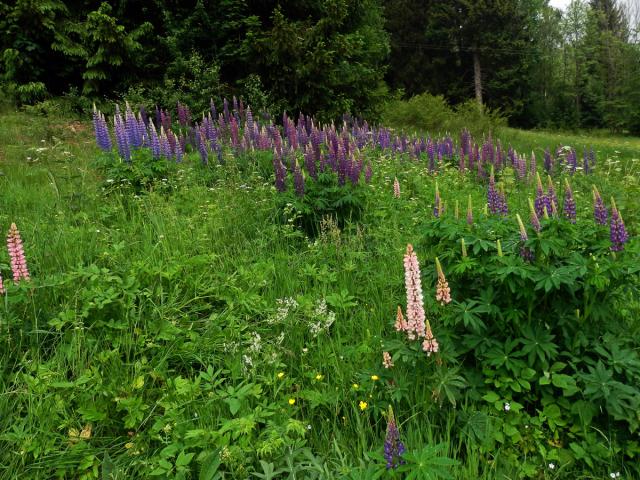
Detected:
[0,105,639,479]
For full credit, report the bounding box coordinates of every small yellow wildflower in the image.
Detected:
[277,372,285,379]
[352,383,359,389]
[288,398,296,405]
[315,374,324,381]
[371,375,380,381]
[359,401,368,411]
[125,442,134,449]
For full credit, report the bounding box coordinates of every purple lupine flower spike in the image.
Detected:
[593,186,608,225]
[487,167,499,215]
[114,113,131,162]
[92,104,112,151]
[273,149,287,192]
[384,406,406,470]
[543,148,552,173]
[534,173,547,219]
[293,162,305,197]
[149,121,161,159]
[610,198,628,252]
[517,213,534,261]
[563,178,576,223]
[528,198,541,232]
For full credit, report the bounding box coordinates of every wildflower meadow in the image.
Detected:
[0,98,638,480]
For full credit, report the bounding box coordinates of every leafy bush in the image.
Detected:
[382,93,506,137]
[411,213,640,474]
[278,169,368,237]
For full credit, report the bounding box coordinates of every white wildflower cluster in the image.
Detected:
[267,297,299,324]
[222,341,239,354]
[242,354,253,374]
[248,332,262,353]
[308,299,336,337]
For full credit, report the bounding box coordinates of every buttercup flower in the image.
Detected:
[359,401,368,411]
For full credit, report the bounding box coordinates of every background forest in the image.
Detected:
[1,0,639,131]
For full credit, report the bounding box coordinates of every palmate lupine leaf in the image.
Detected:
[520,325,558,368]
[397,443,460,479]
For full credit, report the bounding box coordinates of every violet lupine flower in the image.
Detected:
[534,173,548,218]
[568,149,577,174]
[404,244,426,340]
[196,126,208,165]
[384,406,406,470]
[422,320,439,355]
[304,144,317,180]
[547,176,558,216]
[433,182,441,218]
[159,127,171,160]
[516,214,528,242]
[528,198,541,232]
[583,148,590,174]
[382,352,394,369]
[92,105,112,151]
[467,195,473,226]
[427,139,435,172]
[7,223,30,283]
[593,186,608,225]
[114,114,131,162]
[517,214,534,262]
[139,105,149,126]
[125,103,141,148]
[435,257,451,305]
[246,107,254,140]
[610,199,629,252]
[393,177,400,198]
[174,133,183,163]
[498,186,509,216]
[365,163,373,183]
[160,109,171,133]
[273,150,287,193]
[293,162,305,197]
[544,148,552,173]
[487,168,500,215]
[563,179,576,223]
[177,102,191,127]
[149,121,161,159]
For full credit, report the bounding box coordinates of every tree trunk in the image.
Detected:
[473,45,483,107]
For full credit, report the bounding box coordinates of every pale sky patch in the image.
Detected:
[549,0,572,10]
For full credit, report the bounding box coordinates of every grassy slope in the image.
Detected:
[0,108,638,478]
